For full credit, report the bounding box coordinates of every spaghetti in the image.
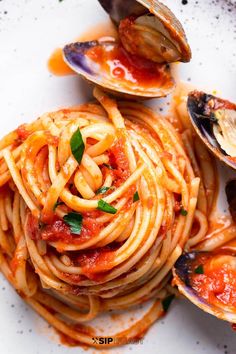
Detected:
[0,87,216,347]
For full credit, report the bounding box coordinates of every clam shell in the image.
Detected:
[187,91,236,170]
[63,39,175,99]
[98,0,191,63]
[173,252,236,323]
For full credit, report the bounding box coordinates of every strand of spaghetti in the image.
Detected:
[3,149,39,217]
[59,163,146,212]
[35,291,100,322]
[179,177,200,248]
[42,156,78,220]
[105,246,182,307]
[186,210,208,248]
[181,130,208,214]
[194,137,216,213]
[94,87,125,129]
[162,157,189,209]
[197,224,236,252]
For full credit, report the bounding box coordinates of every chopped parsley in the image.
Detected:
[97,200,117,214]
[180,208,188,216]
[70,127,85,164]
[194,264,204,274]
[63,212,83,235]
[133,191,140,202]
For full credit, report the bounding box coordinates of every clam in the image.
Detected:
[187,91,236,170]
[63,0,191,99]
[98,0,191,63]
[173,251,236,323]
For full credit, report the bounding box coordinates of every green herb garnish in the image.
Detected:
[103,163,114,170]
[53,201,64,211]
[133,191,140,202]
[96,186,114,195]
[63,212,83,235]
[162,294,175,312]
[180,208,188,216]
[70,127,85,164]
[97,200,117,214]
[194,264,204,274]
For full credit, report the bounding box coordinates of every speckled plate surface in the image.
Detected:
[0,1,236,354]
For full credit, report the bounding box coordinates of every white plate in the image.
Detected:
[0,1,236,353]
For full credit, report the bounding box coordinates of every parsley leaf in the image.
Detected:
[70,127,85,164]
[180,208,188,216]
[96,186,114,195]
[133,191,140,202]
[194,264,204,274]
[63,212,83,235]
[97,200,117,214]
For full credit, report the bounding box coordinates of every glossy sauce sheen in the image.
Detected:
[86,43,167,88]
[189,253,236,311]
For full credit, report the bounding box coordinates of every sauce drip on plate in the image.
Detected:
[48,48,75,76]
[48,21,118,76]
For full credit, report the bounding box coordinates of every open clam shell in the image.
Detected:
[63,39,175,99]
[173,251,236,323]
[187,91,236,170]
[98,0,192,63]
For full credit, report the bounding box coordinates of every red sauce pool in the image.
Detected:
[86,42,168,88]
[189,253,236,311]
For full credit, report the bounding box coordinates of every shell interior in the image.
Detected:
[187,91,236,170]
[174,252,236,323]
[63,39,175,98]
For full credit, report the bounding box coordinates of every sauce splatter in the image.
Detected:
[48,48,75,76]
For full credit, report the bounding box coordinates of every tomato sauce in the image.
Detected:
[45,131,59,146]
[86,41,167,88]
[76,244,117,279]
[28,213,102,245]
[16,124,31,142]
[48,48,75,76]
[106,137,130,187]
[189,252,236,311]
